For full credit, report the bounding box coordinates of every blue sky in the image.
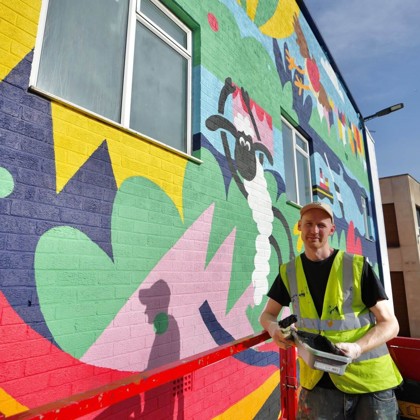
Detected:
[304,1,420,182]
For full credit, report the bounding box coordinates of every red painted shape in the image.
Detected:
[346,221,362,255]
[306,58,320,92]
[6,331,272,419]
[0,293,133,408]
[1,292,279,419]
[186,340,279,419]
[207,13,219,32]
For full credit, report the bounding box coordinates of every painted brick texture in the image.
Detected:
[0,0,381,418]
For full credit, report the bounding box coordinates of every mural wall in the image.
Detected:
[0,0,379,418]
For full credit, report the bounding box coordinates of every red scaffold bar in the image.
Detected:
[6,331,272,420]
[279,346,299,420]
[387,337,420,382]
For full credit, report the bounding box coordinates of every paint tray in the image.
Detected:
[292,330,352,376]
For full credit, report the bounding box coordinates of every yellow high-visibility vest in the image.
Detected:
[280,251,402,393]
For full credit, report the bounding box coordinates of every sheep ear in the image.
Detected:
[205,115,238,137]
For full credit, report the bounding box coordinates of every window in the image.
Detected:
[361,195,372,239]
[31,0,192,154]
[382,203,400,247]
[281,118,312,205]
[390,271,410,337]
[416,206,420,238]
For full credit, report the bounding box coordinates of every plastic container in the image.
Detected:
[292,331,352,376]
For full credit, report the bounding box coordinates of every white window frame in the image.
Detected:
[361,195,372,239]
[30,0,193,156]
[281,117,312,206]
[416,206,420,239]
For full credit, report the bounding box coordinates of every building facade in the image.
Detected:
[0,0,384,417]
[380,174,420,339]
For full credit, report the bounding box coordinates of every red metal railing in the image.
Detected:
[4,330,299,420]
[280,346,298,420]
[387,336,420,381]
[4,334,419,420]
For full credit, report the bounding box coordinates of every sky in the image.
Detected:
[303,0,420,182]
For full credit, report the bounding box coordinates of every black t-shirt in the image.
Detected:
[268,250,388,388]
[268,250,387,314]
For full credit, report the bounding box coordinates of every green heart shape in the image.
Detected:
[35,176,183,358]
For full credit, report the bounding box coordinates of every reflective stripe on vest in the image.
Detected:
[284,251,388,362]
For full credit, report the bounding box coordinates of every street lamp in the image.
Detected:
[363,103,404,122]
[361,102,404,300]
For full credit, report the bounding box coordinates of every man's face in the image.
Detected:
[298,209,335,251]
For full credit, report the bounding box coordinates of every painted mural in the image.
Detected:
[0,0,379,418]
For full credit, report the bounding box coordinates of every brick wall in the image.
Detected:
[0,0,379,418]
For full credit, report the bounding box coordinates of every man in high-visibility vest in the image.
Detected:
[260,201,402,419]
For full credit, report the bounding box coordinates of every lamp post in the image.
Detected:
[363,103,404,122]
[360,102,404,311]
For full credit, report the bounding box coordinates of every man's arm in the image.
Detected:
[336,299,399,359]
[358,299,399,352]
[259,298,294,349]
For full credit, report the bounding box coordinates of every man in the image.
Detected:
[259,202,402,419]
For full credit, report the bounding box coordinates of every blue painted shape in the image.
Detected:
[0,53,117,341]
[199,300,279,368]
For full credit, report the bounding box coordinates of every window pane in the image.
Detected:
[390,271,410,337]
[296,133,307,152]
[416,207,420,234]
[282,124,297,202]
[383,203,400,247]
[296,151,311,204]
[361,196,370,238]
[37,0,128,122]
[140,0,187,48]
[131,22,187,151]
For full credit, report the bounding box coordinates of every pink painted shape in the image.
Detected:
[232,87,274,157]
[82,204,255,372]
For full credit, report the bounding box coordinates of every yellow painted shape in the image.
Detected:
[353,124,365,157]
[0,0,41,82]
[246,0,259,21]
[51,103,187,219]
[312,187,333,200]
[338,118,344,141]
[293,221,303,252]
[258,0,300,39]
[348,126,355,154]
[212,370,280,419]
[0,388,28,417]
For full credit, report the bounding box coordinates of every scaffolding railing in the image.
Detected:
[4,333,419,420]
[3,331,299,420]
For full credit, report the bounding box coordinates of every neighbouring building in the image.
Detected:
[380,174,420,338]
[0,0,388,418]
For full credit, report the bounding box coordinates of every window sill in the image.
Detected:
[286,200,302,210]
[365,236,375,242]
[28,85,203,165]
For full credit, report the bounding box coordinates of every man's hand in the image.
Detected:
[335,342,362,360]
[259,299,295,349]
[267,322,295,349]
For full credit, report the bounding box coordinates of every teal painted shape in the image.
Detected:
[0,167,14,198]
[35,176,183,358]
[154,312,169,334]
[253,0,279,28]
